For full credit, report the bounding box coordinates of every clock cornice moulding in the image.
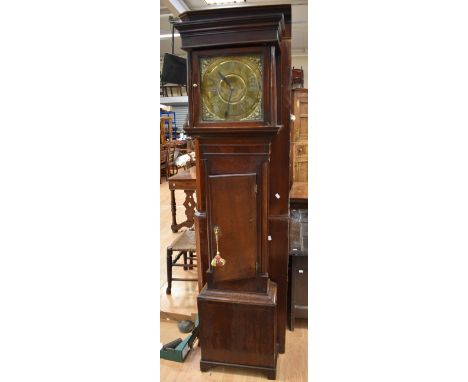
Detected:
[178,4,291,24]
[174,13,285,49]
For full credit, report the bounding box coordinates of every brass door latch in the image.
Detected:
[211,225,226,267]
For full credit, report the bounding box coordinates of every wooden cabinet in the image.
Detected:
[288,209,308,330]
[289,253,308,329]
[291,89,308,182]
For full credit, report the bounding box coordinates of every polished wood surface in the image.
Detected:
[198,282,278,380]
[168,166,196,190]
[208,173,257,283]
[267,14,292,353]
[176,5,291,378]
[168,167,197,233]
[289,181,308,210]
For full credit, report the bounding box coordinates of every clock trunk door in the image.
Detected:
[208,173,257,283]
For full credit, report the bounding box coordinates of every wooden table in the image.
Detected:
[289,182,308,210]
[168,167,196,233]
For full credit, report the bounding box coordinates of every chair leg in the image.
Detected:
[183,251,188,271]
[166,247,173,294]
[189,251,194,270]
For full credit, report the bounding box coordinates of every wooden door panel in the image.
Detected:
[208,174,257,282]
[298,116,308,140]
[294,160,308,182]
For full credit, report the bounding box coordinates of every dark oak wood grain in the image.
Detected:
[198,282,277,380]
[265,9,292,355]
[176,5,291,378]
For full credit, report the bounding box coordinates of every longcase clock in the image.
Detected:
[176,5,291,379]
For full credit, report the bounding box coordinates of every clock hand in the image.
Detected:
[225,88,234,118]
[218,71,232,90]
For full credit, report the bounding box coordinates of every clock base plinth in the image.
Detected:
[200,360,277,380]
[197,281,278,380]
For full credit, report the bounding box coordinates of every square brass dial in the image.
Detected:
[200,54,263,122]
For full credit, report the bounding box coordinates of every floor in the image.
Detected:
[159,176,308,381]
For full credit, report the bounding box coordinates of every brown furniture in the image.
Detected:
[289,181,308,210]
[163,140,193,181]
[291,67,304,88]
[168,167,196,233]
[290,88,308,183]
[288,183,308,329]
[289,252,308,330]
[160,116,174,144]
[166,230,197,294]
[288,209,308,330]
[160,144,167,183]
[176,5,291,379]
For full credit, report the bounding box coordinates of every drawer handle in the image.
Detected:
[211,225,226,267]
[298,270,304,274]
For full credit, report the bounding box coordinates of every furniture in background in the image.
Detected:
[289,182,308,210]
[168,166,196,233]
[291,66,304,88]
[164,141,192,180]
[290,88,308,183]
[160,144,168,183]
[161,84,187,97]
[166,229,197,294]
[160,115,176,144]
[288,208,308,330]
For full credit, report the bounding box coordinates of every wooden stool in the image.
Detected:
[166,230,197,294]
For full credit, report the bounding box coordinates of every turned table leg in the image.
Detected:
[170,189,178,233]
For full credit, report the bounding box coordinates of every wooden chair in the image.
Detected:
[164,142,195,180]
[160,144,168,183]
[166,230,197,294]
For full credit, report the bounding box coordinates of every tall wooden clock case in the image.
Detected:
[176,5,291,380]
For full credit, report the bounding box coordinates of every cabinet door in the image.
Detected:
[208,173,258,283]
[294,160,308,182]
[293,92,308,141]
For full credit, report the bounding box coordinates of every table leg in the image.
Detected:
[170,189,178,233]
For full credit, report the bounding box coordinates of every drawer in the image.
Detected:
[294,143,308,158]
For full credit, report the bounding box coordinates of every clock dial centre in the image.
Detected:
[218,74,247,103]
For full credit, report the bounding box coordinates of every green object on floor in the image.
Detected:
[160,316,199,362]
